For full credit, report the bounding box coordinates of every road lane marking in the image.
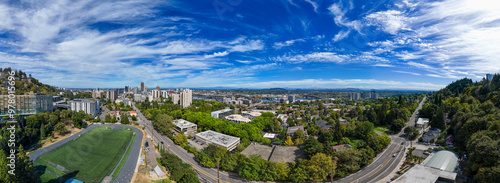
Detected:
[149,125,230,183]
[368,145,401,178]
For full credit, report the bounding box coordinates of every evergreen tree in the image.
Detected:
[40,122,45,139]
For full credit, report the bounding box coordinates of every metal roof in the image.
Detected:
[425,150,459,172]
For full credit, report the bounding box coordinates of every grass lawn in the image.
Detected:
[348,137,364,148]
[35,126,134,183]
[375,125,391,134]
[111,133,137,181]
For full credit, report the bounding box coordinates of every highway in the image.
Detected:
[132,103,248,183]
[335,96,427,183]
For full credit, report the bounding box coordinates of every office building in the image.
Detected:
[211,109,233,119]
[288,95,296,103]
[0,93,53,116]
[195,130,240,151]
[173,119,198,135]
[133,86,138,94]
[225,114,252,124]
[180,89,192,108]
[124,86,130,92]
[156,86,160,91]
[134,94,146,102]
[68,98,100,116]
[141,82,145,92]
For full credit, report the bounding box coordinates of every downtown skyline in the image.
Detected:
[0,0,499,90]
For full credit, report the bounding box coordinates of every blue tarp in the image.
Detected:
[65,178,84,183]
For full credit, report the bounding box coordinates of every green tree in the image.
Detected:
[40,122,46,139]
[14,145,41,182]
[173,133,187,146]
[304,136,323,158]
[284,136,294,146]
[131,115,137,121]
[54,123,67,135]
[289,159,309,182]
[307,153,336,181]
[120,113,130,124]
[105,114,112,123]
[431,109,446,130]
[153,114,174,135]
[0,149,13,182]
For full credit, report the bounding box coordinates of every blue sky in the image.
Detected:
[1,0,499,90]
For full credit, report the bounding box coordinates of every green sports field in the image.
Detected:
[35,126,134,182]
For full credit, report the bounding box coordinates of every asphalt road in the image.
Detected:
[132,103,248,183]
[335,96,427,183]
[29,124,143,183]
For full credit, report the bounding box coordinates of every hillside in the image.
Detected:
[0,67,58,95]
[419,73,500,182]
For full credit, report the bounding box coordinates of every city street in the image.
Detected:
[335,96,427,183]
[132,103,248,183]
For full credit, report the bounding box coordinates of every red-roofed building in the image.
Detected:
[332,144,352,152]
[128,111,137,117]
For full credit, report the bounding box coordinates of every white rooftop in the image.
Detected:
[174,119,197,128]
[417,118,430,125]
[242,111,262,117]
[195,130,240,147]
[393,164,456,183]
[225,114,251,123]
[263,133,278,139]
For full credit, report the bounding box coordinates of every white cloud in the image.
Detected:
[204,51,229,58]
[273,38,306,49]
[328,3,363,32]
[333,30,350,42]
[365,10,410,35]
[305,0,319,13]
[393,70,421,76]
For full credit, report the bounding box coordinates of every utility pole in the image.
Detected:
[217,158,220,183]
[331,166,333,183]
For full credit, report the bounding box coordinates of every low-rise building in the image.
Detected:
[195,130,240,151]
[225,114,252,124]
[286,125,305,137]
[173,119,197,135]
[241,111,262,120]
[315,120,332,130]
[422,128,442,142]
[416,118,430,128]
[332,144,352,152]
[128,111,137,117]
[211,109,233,119]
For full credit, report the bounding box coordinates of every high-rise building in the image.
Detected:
[0,93,53,116]
[171,94,180,105]
[124,86,130,92]
[68,98,100,116]
[156,86,160,91]
[141,82,145,92]
[152,89,160,99]
[486,74,494,80]
[371,91,378,99]
[288,95,296,103]
[180,89,192,108]
[133,87,138,94]
[107,90,117,101]
[144,85,148,93]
